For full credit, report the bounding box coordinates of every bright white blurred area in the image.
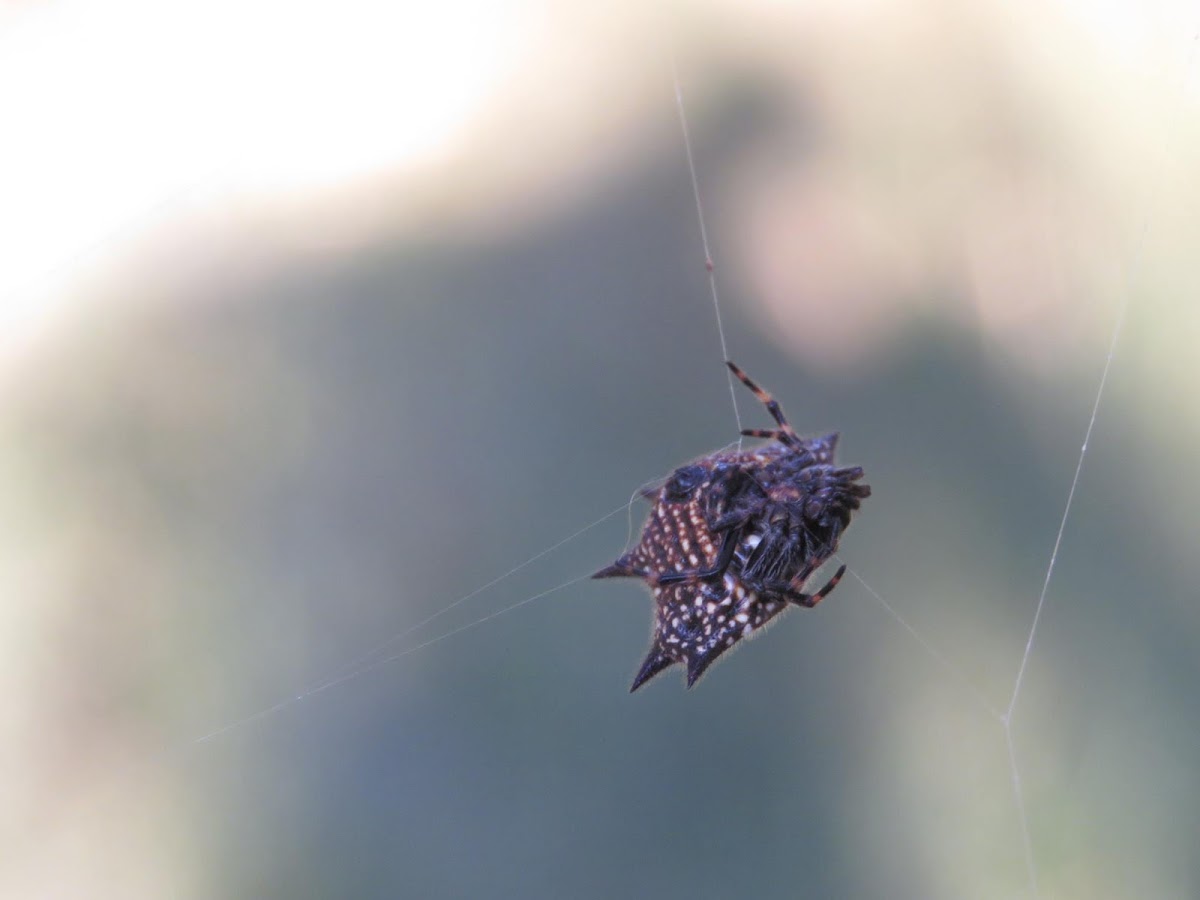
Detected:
[4,1,1200,898]
[3,0,1196,369]
[0,0,519,351]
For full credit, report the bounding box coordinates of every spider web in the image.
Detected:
[9,9,1200,900]
[662,36,1197,900]
[174,22,1200,900]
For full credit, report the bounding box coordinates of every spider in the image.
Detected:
[594,362,871,691]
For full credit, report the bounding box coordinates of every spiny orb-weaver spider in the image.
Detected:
[594,362,871,691]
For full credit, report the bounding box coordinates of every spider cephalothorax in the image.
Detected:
[594,362,871,691]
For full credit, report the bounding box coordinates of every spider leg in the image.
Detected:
[705,468,767,530]
[655,529,739,585]
[709,509,751,533]
[742,519,780,576]
[805,517,842,561]
[726,361,800,445]
[781,564,847,609]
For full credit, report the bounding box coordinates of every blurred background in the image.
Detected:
[3,1,1199,897]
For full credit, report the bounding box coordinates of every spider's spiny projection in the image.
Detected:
[594,362,871,691]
